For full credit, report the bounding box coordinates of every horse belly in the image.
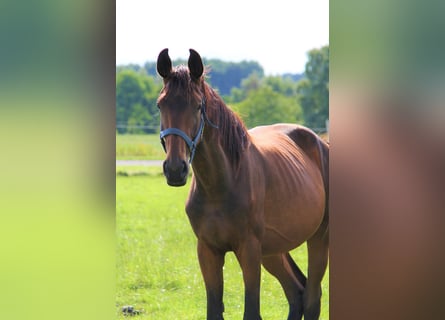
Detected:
[261,171,325,256]
[262,202,324,255]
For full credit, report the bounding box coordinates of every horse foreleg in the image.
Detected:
[304,222,329,320]
[197,240,225,320]
[235,237,263,320]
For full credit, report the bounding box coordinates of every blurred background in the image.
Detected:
[0,0,115,319]
[331,0,445,319]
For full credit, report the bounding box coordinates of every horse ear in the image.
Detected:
[157,48,172,79]
[188,49,204,81]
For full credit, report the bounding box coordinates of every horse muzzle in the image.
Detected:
[163,159,189,186]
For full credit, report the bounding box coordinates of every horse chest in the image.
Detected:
[186,198,250,250]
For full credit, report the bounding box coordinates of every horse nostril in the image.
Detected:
[163,160,188,181]
[180,160,188,178]
[163,161,169,178]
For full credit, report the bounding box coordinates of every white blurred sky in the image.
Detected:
[116,0,328,75]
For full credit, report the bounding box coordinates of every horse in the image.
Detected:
[156,48,329,320]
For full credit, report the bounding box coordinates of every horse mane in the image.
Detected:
[202,82,250,168]
[162,65,250,169]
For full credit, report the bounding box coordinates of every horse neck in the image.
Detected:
[191,131,233,193]
[191,90,246,193]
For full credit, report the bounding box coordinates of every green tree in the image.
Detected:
[116,69,161,133]
[264,76,299,97]
[233,86,303,128]
[297,46,329,129]
[228,72,262,103]
[143,59,264,96]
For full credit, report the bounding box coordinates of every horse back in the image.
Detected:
[277,124,328,192]
[251,124,328,189]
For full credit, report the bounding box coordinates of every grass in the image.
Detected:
[116,134,164,160]
[116,168,329,319]
[116,165,165,177]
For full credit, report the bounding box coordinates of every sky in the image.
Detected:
[116,0,329,75]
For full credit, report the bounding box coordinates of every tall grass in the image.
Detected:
[116,170,329,319]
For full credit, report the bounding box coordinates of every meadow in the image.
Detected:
[116,164,329,319]
[116,134,165,160]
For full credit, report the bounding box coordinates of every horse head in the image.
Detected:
[156,48,206,186]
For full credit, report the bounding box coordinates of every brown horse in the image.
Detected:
[157,48,329,320]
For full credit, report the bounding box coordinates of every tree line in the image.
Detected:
[116,46,328,134]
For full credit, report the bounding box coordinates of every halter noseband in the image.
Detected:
[160,97,218,164]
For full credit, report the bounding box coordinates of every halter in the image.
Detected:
[160,97,218,164]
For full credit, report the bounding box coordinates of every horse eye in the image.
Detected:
[157,103,160,110]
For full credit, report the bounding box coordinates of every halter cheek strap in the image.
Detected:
[160,112,205,164]
[159,97,217,164]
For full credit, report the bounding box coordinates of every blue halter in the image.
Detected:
[160,98,218,164]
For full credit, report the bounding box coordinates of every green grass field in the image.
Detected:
[116,166,329,319]
[116,134,165,160]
